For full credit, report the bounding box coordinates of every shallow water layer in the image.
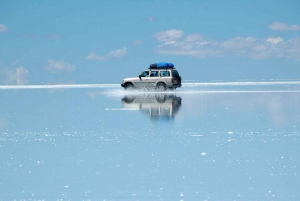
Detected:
[1,82,300,200]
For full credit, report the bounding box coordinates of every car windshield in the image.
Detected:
[140,71,149,77]
[171,70,180,77]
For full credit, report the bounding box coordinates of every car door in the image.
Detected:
[147,70,159,87]
[134,71,149,87]
[159,70,171,86]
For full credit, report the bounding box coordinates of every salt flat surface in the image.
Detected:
[1,82,300,200]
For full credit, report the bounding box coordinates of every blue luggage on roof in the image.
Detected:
[149,62,174,69]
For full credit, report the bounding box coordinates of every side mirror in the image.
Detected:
[139,75,142,80]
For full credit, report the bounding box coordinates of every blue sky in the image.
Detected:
[0,0,299,84]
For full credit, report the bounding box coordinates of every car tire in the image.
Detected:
[156,83,167,91]
[124,83,134,90]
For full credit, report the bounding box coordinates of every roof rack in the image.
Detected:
[149,62,175,69]
[148,66,175,70]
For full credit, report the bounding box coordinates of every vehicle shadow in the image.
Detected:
[121,94,182,122]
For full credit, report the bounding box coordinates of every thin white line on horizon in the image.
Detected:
[0,84,120,89]
[105,108,139,111]
[182,81,300,86]
[1,80,300,90]
[176,90,300,93]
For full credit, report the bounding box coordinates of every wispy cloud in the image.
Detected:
[85,52,105,61]
[0,24,8,33]
[45,60,76,72]
[132,40,142,46]
[268,22,300,31]
[220,37,257,49]
[148,17,154,22]
[154,29,184,42]
[3,66,29,85]
[85,47,127,61]
[51,35,61,40]
[154,29,300,61]
[22,33,37,38]
[11,60,19,66]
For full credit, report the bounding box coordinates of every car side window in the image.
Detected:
[150,71,158,77]
[140,71,149,77]
[160,71,170,77]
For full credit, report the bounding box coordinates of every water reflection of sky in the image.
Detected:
[1,83,300,200]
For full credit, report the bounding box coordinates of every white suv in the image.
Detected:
[121,63,182,91]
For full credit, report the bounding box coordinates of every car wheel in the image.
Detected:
[156,83,166,91]
[156,94,167,103]
[124,83,134,90]
[122,96,135,103]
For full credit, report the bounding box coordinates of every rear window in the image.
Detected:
[171,70,180,77]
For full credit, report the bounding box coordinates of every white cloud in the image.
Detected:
[154,29,300,61]
[45,60,76,72]
[4,66,29,85]
[153,29,184,42]
[266,37,284,44]
[268,22,300,31]
[248,37,300,60]
[86,47,127,61]
[0,24,8,33]
[107,47,127,58]
[85,52,106,61]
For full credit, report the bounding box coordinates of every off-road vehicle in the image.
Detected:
[121,62,182,91]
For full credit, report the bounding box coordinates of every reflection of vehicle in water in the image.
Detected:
[121,94,182,121]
